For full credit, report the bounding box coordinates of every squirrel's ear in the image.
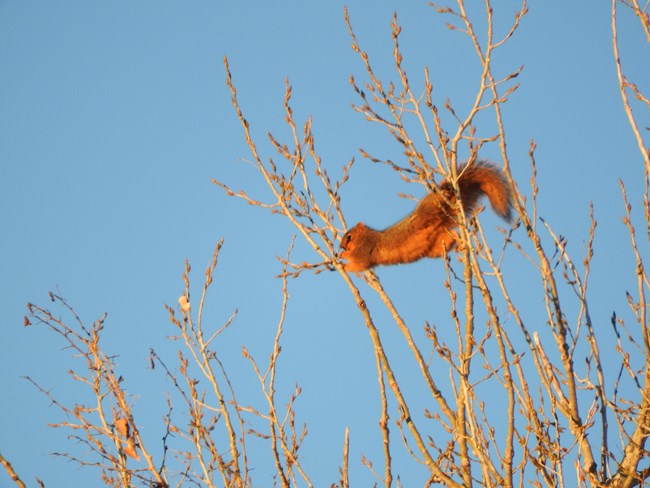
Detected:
[339,229,352,250]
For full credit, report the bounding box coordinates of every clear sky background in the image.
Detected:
[1,1,648,486]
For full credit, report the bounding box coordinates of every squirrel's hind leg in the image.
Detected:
[426,229,461,259]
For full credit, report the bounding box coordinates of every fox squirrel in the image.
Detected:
[339,161,512,272]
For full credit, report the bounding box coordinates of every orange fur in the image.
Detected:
[340,161,512,272]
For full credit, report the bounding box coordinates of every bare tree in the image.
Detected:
[4,1,649,487]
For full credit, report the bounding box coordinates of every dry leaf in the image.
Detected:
[115,418,129,438]
[123,437,140,461]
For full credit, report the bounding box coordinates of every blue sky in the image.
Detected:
[1,1,648,486]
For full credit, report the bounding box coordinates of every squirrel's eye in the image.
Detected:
[346,234,352,242]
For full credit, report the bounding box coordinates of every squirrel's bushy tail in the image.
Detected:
[457,161,513,221]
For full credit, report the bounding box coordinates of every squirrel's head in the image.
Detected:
[340,222,368,251]
[339,223,371,272]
